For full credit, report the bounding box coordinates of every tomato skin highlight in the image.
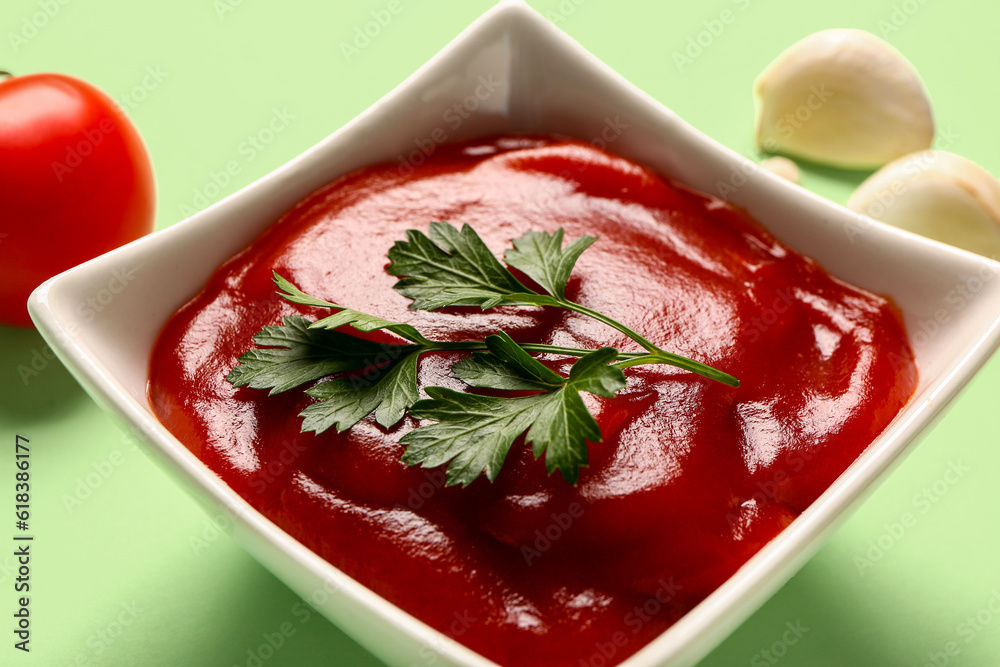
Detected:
[0,72,155,328]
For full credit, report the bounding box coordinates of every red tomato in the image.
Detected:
[0,72,155,328]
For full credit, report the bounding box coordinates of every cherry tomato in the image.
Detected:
[0,72,155,328]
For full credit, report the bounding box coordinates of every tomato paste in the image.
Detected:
[149,136,917,666]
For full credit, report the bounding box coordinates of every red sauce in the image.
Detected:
[149,136,917,666]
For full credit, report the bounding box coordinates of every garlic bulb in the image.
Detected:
[760,156,799,183]
[848,150,1000,257]
[754,29,934,170]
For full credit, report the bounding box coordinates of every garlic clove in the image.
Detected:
[848,150,1000,258]
[760,156,799,183]
[754,29,934,170]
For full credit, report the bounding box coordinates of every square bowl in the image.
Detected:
[28,2,1000,665]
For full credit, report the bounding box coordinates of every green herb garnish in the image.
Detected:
[227,222,738,486]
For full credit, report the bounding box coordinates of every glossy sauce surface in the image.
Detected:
[149,137,918,666]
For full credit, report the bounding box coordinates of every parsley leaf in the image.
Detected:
[526,347,623,482]
[478,329,566,387]
[451,353,555,391]
[387,221,552,310]
[401,389,545,486]
[226,315,410,394]
[300,351,421,432]
[401,332,625,486]
[230,274,432,429]
[505,229,596,300]
[273,272,429,344]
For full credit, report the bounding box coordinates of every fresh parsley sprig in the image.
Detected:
[401,332,625,485]
[388,223,737,385]
[226,222,739,486]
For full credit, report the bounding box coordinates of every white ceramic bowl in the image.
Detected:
[28,2,1000,666]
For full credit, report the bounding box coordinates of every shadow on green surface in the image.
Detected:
[795,160,875,193]
[206,560,388,667]
[697,552,953,667]
[146,548,386,667]
[0,325,89,424]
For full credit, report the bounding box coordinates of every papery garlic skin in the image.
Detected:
[754,29,934,170]
[760,156,799,183]
[848,150,1000,258]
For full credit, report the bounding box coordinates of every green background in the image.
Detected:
[2,0,1000,665]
